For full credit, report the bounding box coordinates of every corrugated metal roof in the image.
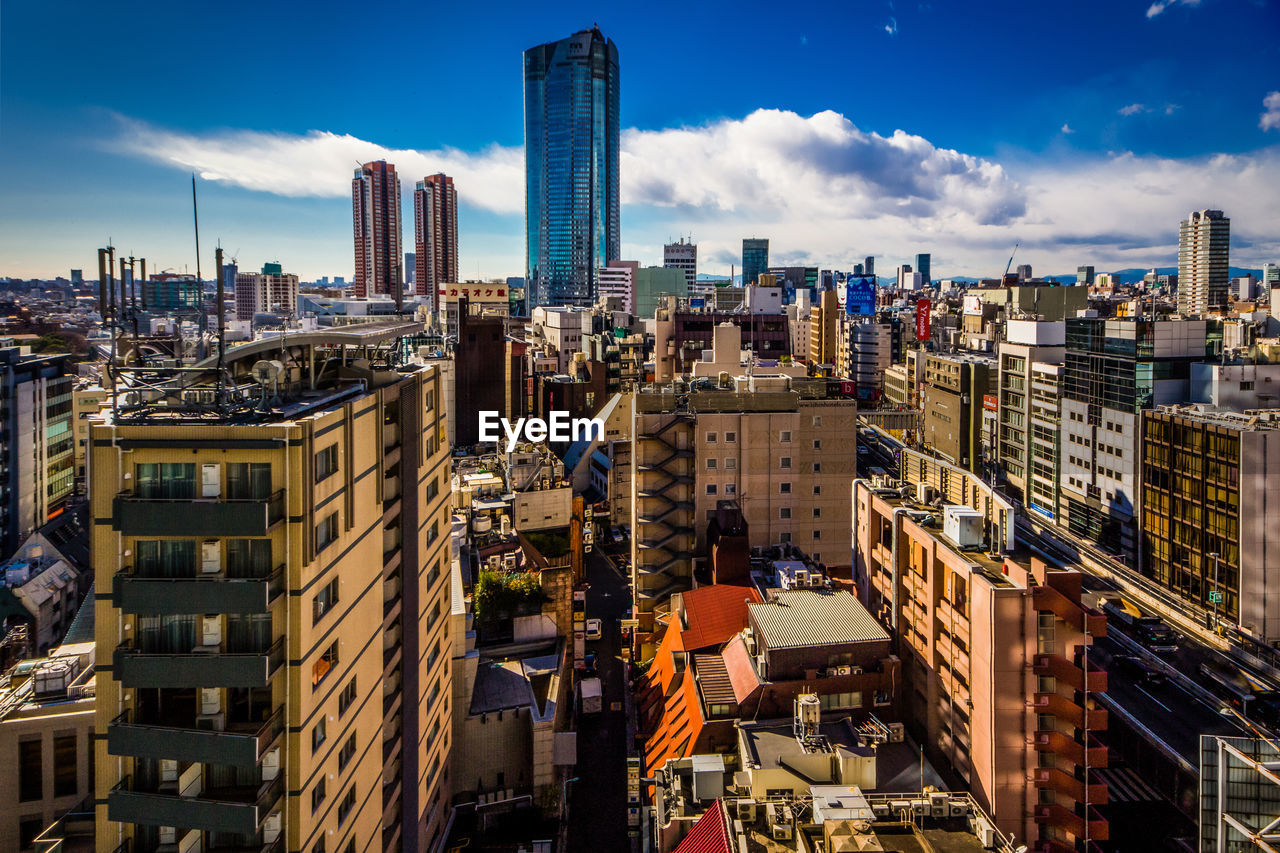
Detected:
[673,800,731,853]
[693,654,735,705]
[749,589,889,650]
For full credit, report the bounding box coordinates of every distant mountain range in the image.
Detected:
[697,267,1267,289]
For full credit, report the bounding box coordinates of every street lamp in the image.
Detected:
[561,776,579,822]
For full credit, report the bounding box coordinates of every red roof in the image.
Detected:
[640,624,703,777]
[678,584,762,652]
[722,634,761,704]
[674,800,732,853]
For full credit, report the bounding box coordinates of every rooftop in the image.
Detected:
[748,589,889,650]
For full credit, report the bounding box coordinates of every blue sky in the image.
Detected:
[2,0,1278,281]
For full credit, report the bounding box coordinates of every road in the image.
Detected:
[566,542,631,853]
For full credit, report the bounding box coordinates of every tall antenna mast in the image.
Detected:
[192,174,206,360]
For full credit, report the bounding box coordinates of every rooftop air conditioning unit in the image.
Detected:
[735,800,758,822]
[196,712,225,732]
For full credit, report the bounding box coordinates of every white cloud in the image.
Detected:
[1061,123,1075,134]
[884,17,898,35]
[110,109,1280,279]
[110,117,525,213]
[1147,0,1201,17]
[1118,103,1147,116]
[1262,91,1280,132]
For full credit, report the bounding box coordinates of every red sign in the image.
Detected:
[915,298,931,341]
[984,394,998,411]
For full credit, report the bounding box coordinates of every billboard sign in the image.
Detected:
[916,298,932,341]
[845,277,876,315]
[437,283,507,303]
[963,295,983,316]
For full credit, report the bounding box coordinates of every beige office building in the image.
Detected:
[91,325,453,853]
[630,377,856,650]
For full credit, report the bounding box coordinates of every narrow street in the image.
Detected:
[566,543,630,852]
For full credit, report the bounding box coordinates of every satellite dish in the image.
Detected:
[251,360,283,383]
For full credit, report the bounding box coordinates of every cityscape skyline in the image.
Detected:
[2,1,1279,281]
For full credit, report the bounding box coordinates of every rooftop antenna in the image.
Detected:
[192,174,206,360]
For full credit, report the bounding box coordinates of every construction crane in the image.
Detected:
[1003,242,1019,278]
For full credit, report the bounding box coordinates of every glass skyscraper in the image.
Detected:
[742,237,769,286]
[524,27,620,308]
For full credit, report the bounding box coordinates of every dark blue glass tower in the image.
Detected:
[524,28,620,308]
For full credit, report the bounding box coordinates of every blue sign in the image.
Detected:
[845,277,876,315]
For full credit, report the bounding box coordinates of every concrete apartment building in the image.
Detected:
[663,240,697,294]
[837,316,893,399]
[234,264,300,322]
[920,352,992,474]
[598,262,638,314]
[809,289,840,369]
[629,377,857,650]
[1,640,96,853]
[1177,209,1230,316]
[997,320,1065,511]
[90,324,454,853]
[0,543,82,657]
[853,454,1108,850]
[1141,406,1280,643]
[0,347,74,559]
[1060,316,1213,559]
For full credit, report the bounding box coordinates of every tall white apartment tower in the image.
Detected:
[1177,209,1230,316]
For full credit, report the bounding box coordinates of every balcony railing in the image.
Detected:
[108,706,284,768]
[114,489,286,537]
[115,636,285,688]
[109,773,284,836]
[116,565,285,615]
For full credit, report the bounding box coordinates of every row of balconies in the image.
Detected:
[115,565,284,616]
[1033,801,1109,843]
[1033,653,1107,693]
[1033,585,1107,637]
[108,706,284,769]
[108,773,283,838]
[1033,729,1109,769]
[113,636,286,689]
[114,490,286,537]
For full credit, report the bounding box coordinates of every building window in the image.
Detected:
[338,733,357,771]
[706,459,717,470]
[135,462,196,499]
[426,520,439,544]
[706,484,717,495]
[780,508,792,519]
[812,417,822,427]
[311,716,327,753]
[338,677,358,716]
[725,432,736,442]
[426,477,440,501]
[780,430,792,443]
[316,512,338,552]
[706,432,717,443]
[813,530,822,540]
[316,444,339,482]
[725,458,736,469]
[313,577,339,624]
[337,785,357,824]
[311,776,326,813]
[780,457,791,469]
[427,561,442,588]
[813,508,822,518]
[780,482,791,494]
[18,740,41,801]
[813,486,821,496]
[19,818,43,852]
[724,483,737,496]
[780,532,792,543]
[53,734,76,798]
[226,462,272,500]
[813,440,821,450]
[313,640,339,688]
[813,463,821,473]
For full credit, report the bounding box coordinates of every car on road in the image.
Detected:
[611,526,624,542]
[1112,654,1167,686]
[585,618,602,641]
